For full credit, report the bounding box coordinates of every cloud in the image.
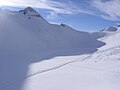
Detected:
[0,0,94,17]
[89,0,120,21]
[0,0,54,10]
[0,0,120,21]
[0,0,83,14]
[47,11,58,19]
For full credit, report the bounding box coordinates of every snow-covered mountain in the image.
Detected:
[101,26,118,32]
[0,7,120,90]
[0,7,105,61]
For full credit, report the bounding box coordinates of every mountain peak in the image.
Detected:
[101,26,119,32]
[19,7,41,17]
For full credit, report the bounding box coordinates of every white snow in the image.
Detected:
[0,7,120,90]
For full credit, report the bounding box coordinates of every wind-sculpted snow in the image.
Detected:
[2,7,119,90]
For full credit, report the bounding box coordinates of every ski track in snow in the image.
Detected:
[1,45,120,89]
[0,54,92,89]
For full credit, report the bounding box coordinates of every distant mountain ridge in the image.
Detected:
[101,25,120,32]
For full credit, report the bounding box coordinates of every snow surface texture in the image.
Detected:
[0,7,120,90]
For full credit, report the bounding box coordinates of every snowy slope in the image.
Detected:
[20,26,120,90]
[0,7,120,90]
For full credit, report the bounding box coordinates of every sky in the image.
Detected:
[0,0,120,32]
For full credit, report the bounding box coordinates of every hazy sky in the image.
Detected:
[0,0,120,31]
